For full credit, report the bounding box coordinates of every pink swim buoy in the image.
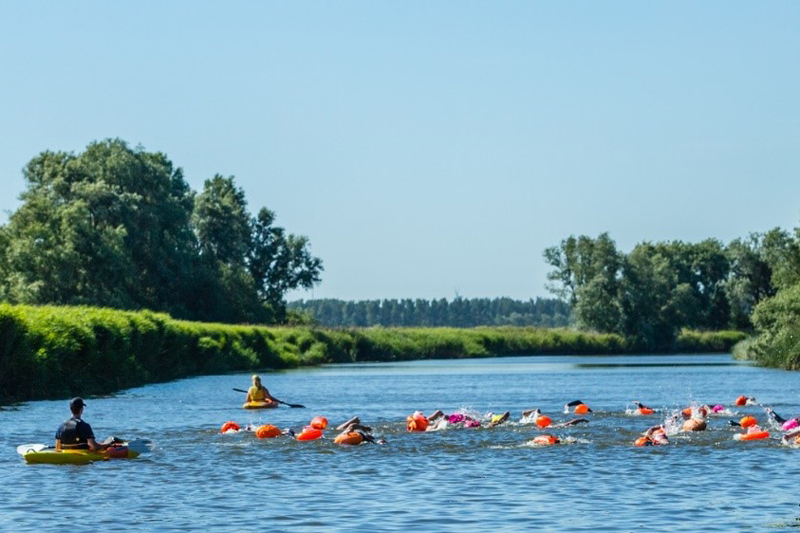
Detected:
[782,419,799,431]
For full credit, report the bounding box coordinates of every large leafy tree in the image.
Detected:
[0,140,197,314]
[0,139,323,324]
[249,208,323,321]
[545,233,767,348]
[544,233,623,332]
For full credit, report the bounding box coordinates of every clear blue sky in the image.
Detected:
[1,2,799,301]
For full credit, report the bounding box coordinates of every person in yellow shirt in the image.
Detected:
[246,375,279,407]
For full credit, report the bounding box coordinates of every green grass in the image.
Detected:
[0,304,745,402]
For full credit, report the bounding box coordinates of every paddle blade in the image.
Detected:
[125,439,154,454]
[287,403,306,409]
[17,443,47,455]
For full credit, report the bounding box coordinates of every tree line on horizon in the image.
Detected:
[543,229,800,350]
[0,139,323,324]
[3,139,800,368]
[287,297,571,328]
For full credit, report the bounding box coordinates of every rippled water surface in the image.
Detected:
[2,354,800,531]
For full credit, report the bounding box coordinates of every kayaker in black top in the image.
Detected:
[55,397,108,451]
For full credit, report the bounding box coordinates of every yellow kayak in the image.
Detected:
[23,447,140,465]
[243,400,279,409]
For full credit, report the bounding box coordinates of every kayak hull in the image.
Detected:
[23,448,140,465]
[243,401,279,409]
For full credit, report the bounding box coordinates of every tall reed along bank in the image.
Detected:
[0,304,747,403]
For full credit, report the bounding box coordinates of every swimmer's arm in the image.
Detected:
[553,418,589,428]
[783,429,800,440]
[766,408,786,424]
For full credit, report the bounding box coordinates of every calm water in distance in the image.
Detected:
[2,354,799,531]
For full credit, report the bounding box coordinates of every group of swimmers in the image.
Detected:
[229,376,800,448]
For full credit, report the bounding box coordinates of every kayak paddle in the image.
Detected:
[232,388,305,408]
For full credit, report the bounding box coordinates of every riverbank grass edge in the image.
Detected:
[0,304,746,402]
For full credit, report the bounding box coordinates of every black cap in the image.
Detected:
[70,397,86,411]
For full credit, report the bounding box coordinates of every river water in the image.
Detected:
[2,354,799,531]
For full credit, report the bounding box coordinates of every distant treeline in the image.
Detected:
[0,303,743,402]
[0,139,322,325]
[544,230,800,356]
[287,297,572,328]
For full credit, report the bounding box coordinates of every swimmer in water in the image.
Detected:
[781,427,800,446]
[635,425,669,446]
[334,417,386,445]
[521,409,589,428]
[765,407,800,431]
[681,404,712,419]
[488,412,510,427]
[530,434,561,446]
[683,416,708,432]
[735,395,757,407]
[646,425,669,444]
[426,410,481,430]
[564,400,592,415]
[633,402,656,415]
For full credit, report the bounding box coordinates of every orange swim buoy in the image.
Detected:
[574,404,590,415]
[535,415,552,428]
[681,408,692,418]
[310,416,328,430]
[735,395,747,407]
[334,431,365,445]
[532,435,560,446]
[220,421,240,433]
[296,426,323,441]
[255,424,281,439]
[638,408,654,416]
[406,413,429,432]
[737,430,769,441]
[634,436,653,447]
[739,416,757,429]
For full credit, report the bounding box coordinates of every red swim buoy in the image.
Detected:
[255,424,281,439]
[574,404,590,415]
[734,395,747,407]
[310,416,328,430]
[535,415,552,428]
[634,436,653,447]
[736,430,769,441]
[532,435,560,446]
[296,426,323,441]
[220,421,240,433]
[638,408,655,416]
[406,413,429,432]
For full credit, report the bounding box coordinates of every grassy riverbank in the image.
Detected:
[0,304,746,402]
